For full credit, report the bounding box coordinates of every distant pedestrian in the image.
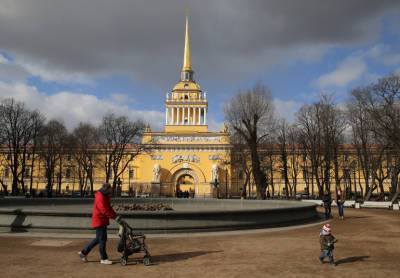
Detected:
[78,183,121,265]
[322,193,332,219]
[336,189,345,220]
[319,224,338,266]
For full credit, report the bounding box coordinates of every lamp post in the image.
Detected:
[128,166,132,197]
[213,178,219,199]
[225,167,228,199]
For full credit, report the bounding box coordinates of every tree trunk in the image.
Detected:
[249,144,266,199]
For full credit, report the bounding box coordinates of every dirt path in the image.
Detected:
[1,208,399,278]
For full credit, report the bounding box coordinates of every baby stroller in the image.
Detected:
[117,219,152,266]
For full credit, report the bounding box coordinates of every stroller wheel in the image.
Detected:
[143,256,151,266]
[120,257,128,266]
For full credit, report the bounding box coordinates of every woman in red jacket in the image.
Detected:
[78,183,119,265]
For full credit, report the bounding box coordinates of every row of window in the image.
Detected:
[1,167,136,179]
[4,154,74,161]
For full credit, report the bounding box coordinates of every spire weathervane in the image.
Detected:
[182,12,192,72]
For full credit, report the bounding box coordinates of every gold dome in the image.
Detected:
[172,80,201,91]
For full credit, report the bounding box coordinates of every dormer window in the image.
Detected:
[184,84,189,89]
[184,95,189,100]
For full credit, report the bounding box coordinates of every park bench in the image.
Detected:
[360,201,392,209]
[137,193,150,198]
[301,199,356,208]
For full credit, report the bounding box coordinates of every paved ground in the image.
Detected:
[0,208,399,278]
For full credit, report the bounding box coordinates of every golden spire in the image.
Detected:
[182,14,192,72]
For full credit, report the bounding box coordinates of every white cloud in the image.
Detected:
[18,59,94,85]
[313,56,366,88]
[0,62,29,83]
[0,54,94,85]
[0,53,8,64]
[314,44,400,90]
[365,44,386,60]
[383,53,400,66]
[1,1,398,88]
[0,53,30,83]
[109,93,135,105]
[273,99,303,123]
[0,81,164,131]
[208,118,224,132]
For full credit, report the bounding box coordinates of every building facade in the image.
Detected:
[0,16,395,200]
[131,15,231,198]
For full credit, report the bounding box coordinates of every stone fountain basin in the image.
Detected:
[0,198,318,233]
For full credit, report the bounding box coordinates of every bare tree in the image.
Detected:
[277,120,302,198]
[98,113,145,193]
[39,120,68,197]
[297,102,324,197]
[224,84,275,199]
[349,75,400,201]
[323,97,347,196]
[277,120,290,198]
[263,143,277,197]
[230,132,253,198]
[0,150,9,194]
[297,95,346,197]
[347,92,389,200]
[71,122,99,197]
[28,111,46,195]
[0,99,44,195]
[287,124,301,198]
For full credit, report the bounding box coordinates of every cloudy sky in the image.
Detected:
[0,0,399,131]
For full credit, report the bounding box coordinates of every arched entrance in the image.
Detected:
[176,173,195,198]
[172,168,199,198]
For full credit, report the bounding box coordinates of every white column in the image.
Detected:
[188,107,192,125]
[204,108,207,125]
[172,107,175,125]
[165,108,168,125]
[197,107,200,125]
[177,107,180,125]
[199,107,202,125]
[183,106,186,125]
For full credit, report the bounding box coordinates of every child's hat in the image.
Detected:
[322,224,331,233]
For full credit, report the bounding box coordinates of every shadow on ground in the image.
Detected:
[336,256,370,265]
[151,250,223,263]
[85,250,223,265]
[10,210,31,233]
[343,216,371,219]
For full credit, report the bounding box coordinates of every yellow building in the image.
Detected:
[0,15,394,200]
[132,15,232,198]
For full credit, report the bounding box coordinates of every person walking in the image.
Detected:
[322,193,332,219]
[319,224,338,266]
[78,183,120,265]
[336,189,345,220]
